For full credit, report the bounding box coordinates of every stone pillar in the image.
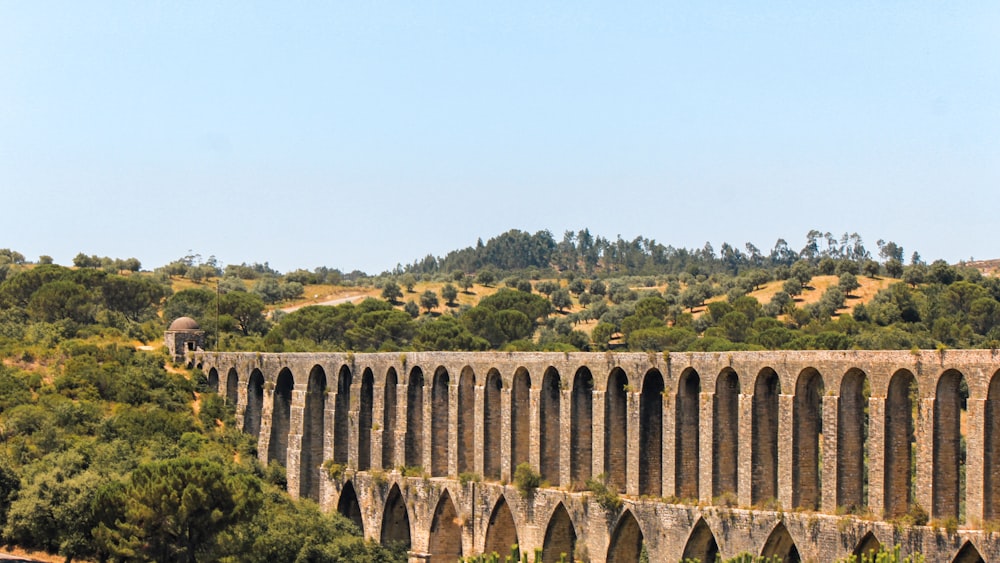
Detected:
[777,393,794,510]
[347,384,360,470]
[662,390,676,498]
[917,397,935,518]
[627,391,640,497]
[474,383,485,477]
[699,391,715,504]
[258,387,274,466]
[395,382,407,470]
[967,398,987,524]
[560,388,572,487]
[501,387,512,482]
[868,396,886,517]
[592,391,606,483]
[821,395,839,514]
[287,386,306,500]
[449,381,459,477]
[737,393,753,507]
[372,385,385,471]
[235,369,246,432]
[422,379,434,473]
[530,388,541,471]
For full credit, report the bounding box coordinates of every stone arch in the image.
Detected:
[380,484,411,550]
[752,367,781,505]
[676,368,700,500]
[358,368,374,471]
[301,365,327,502]
[605,367,628,492]
[333,365,352,465]
[639,369,664,497]
[714,368,740,499]
[541,503,576,563]
[952,541,985,563]
[268,368,294,467]
[382,368,398,469]
[852,531,881,558]
[571,367,593,486]
[336,480,364,535]
[512,367,532,471]
[244,368,264,439]
[760,521,800,562]
[838,368,870,511]
[681,517,719,563]
[540,367,562,484]
[405,367,425,468]
[606,510,643,563]
[427,489,462,563]
[431,367,450,476]
[225,367,239,405]
[484,496,519,560]
[484,369,503,480]
[793,367,824,510]
[934,369,968,521]
[885,369,917,518]
[207,368,219,392]
[457,366,475,475]
[985,369,1000,521]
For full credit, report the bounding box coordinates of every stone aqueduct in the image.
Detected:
[191,349,1000,562]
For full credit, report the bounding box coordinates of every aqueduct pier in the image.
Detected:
[192,349,1000,562]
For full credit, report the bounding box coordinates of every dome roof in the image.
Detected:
[168,316,201,331]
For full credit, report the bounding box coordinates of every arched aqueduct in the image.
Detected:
[193,349,1000,562]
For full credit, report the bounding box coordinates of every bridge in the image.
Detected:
[191,349,1000,562]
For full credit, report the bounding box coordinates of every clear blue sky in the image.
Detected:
[2,2,998,274]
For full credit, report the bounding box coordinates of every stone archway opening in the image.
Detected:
[542,503,576,563]
[752,367,780,506]
[885,369,917,519]
[244,368,264,439]
[676,368,700,501]
[713,368,740,500]
[457,366,475,475]
[333,365,352,465]
[431,366,450,477]
[207,368,219,393]
[301,365,327,502]
[852,531,881,558]
[380,484,411,551]
[838,369,870,512]
[336,480,364,535]
[268,368,294,468]
[540,367,562,485]
[606,510,643,563]
[639,369,664,497]
[225,367,239,406]
[760,521,800,563]
[484,496,519,560]
[484,369,503,480]
[428,489,462,563]
[986,369,1000,522]
[383,368,398,469]
[605,367,628,492]
[793,367,824,511]
[934,369,968,522]
[681,518,719,563]
[358,368,374,471]
[952,541,985,563]
[511,368,532,471]
[571,367,593,487]
[405,367,425,469]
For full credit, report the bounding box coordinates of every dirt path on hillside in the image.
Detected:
[278,293,368,313]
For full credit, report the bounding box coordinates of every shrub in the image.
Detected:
[513,463,540,496]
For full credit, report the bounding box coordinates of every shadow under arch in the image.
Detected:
[541,502,576,563]
[301,365,327,502]
[681,517,719,563]
[606,510,643,563]
[428,489,462,563]
[852,531,881,558]
[207,368,219,392]
[483,495,519,560]
[605,367,628,492]
[952,540,985,563]
[380,484,411,551]
[268,368,294,467]
[760,521,799,563]
[986,368,1000,521]
[484,369,503,480]
[336,480,364,535]
[244,368,264,439]
[225,367,239,405]
[511,367,532,471]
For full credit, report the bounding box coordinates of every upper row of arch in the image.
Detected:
[204,357,1000,400]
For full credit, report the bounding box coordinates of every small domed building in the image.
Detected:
[165,316,205,362]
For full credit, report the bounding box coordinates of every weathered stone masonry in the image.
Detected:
[195,350,1000,562]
